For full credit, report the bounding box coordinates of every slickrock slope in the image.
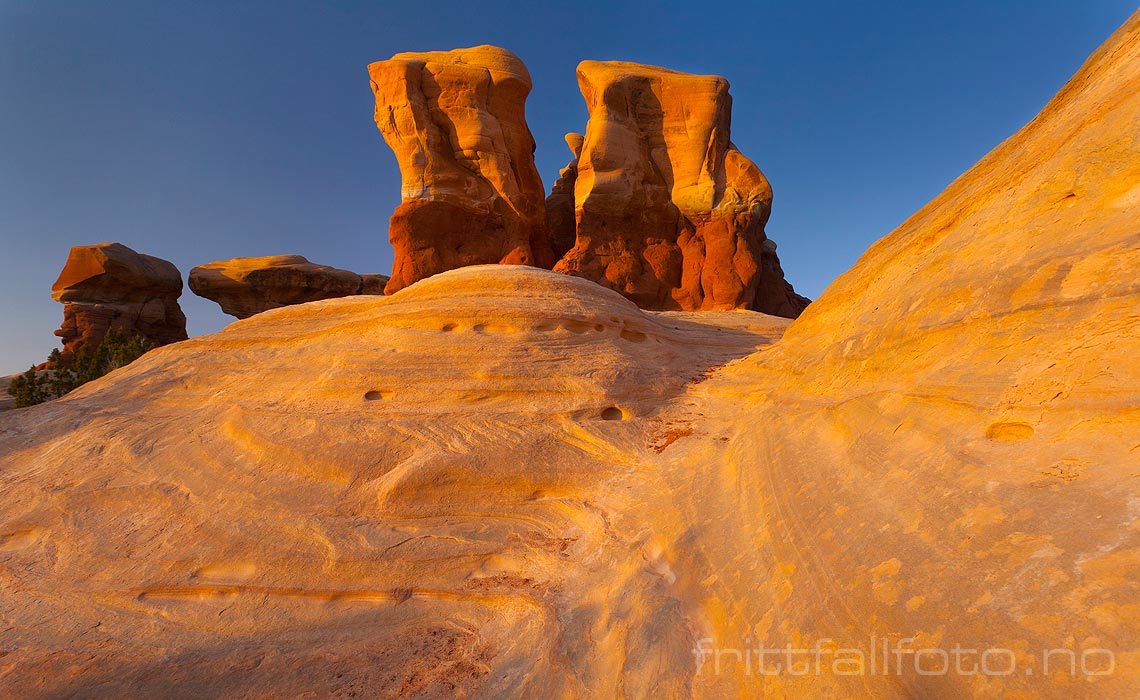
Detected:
[554,61,809,316]
[0,266,788,697]
[189,255,388,319]
[49,242,187,358]
[369,46,554,294]
[661,10,1140,697]
[3,12,1140,699]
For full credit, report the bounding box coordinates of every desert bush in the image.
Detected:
[7,329,151,408]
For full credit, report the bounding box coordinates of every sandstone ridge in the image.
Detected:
[0,265,789,696]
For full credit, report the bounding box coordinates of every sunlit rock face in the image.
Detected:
[49,242,187,358]
[553,60,809,316]
[189,255,388,319]
[2,11,1140,699]
[682,11,1140,697]
[368,46,554,295]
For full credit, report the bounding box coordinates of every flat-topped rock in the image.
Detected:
[189,255,388,319]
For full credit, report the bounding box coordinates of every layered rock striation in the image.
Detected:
[368,46,553,294]
[49,242,187,358]
[189,255,388,319]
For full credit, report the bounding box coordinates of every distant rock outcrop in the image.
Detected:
[553,61,809,316]
[368,46,553,294]
[50,242,187,358]
[189,255,388,319]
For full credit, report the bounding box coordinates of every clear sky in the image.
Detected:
[0,1,1135,373]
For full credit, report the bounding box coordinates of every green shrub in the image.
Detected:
[8,366,50,408]
[6,329,151,408]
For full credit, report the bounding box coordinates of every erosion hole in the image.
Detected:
[601,406,625,421]
[986,421,1034,442]
[563,320,593,334]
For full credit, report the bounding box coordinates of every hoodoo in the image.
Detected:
[49,242,187,359]
[553,61,809,315]
[368,46,553,294]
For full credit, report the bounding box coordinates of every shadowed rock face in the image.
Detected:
[545,132,584,261]
[50,242,187,358]
[368,46,553,294]
[553,61,809,316]
[189,255,388,319]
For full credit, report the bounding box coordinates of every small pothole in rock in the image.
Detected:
[601,406,625,421]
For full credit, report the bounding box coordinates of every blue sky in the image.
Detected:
[0,0,1135,373]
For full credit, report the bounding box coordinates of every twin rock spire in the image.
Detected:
[368,45,809,317]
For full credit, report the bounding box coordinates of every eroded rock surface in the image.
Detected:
[50,242,187,358]
[674,10,1140,696]
[189,255,388,319]
[368,46,553,294]
[553,61,809,315]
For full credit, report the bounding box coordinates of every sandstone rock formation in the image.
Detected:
[50,242,187,358]
[553,61,809,316]
[189,255,389,319]
[2,12,1140,698]
[368,46,553,294]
